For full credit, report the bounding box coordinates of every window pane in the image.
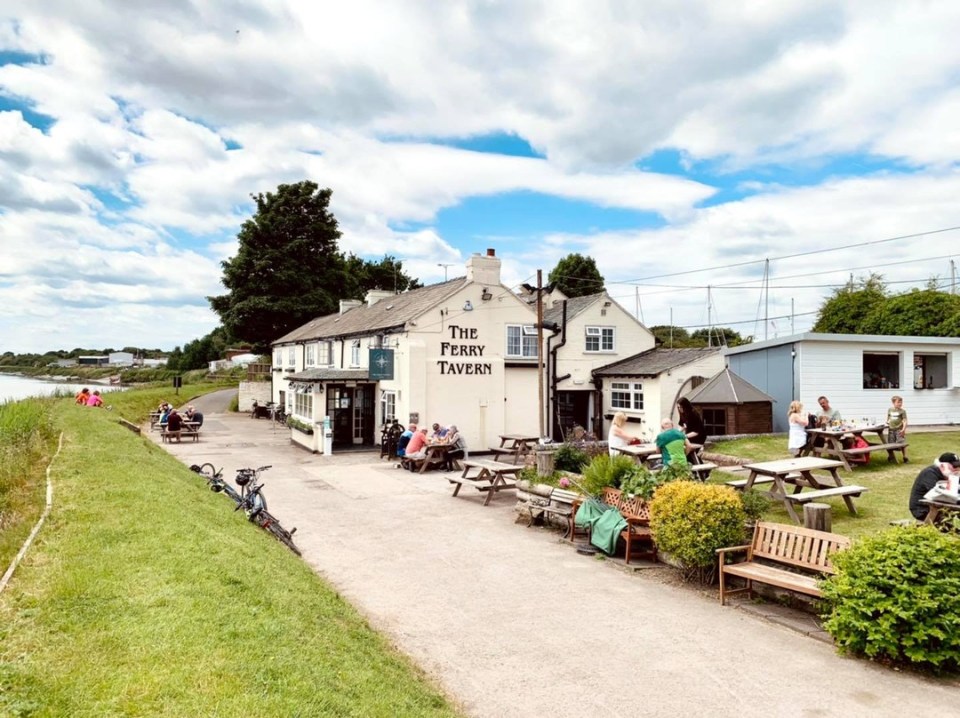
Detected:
[586,335,599,352]
[601,328,614,351]
[506,326,522,357]
[863,352,900,389]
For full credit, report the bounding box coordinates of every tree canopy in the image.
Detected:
[548,253,605,298]
[649,325,750,348]
[209,181,418,350]
[812,274,960,336]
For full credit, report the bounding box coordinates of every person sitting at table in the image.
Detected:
[184,405,204,427]
[403,428,429,470]
[430,422,448,441]
[396,424,415,466]
[655,419,689,468]
[86,390,104,408]
[159,402,172,425]
[787,401,808,457]
[607,412,633,456]
[165,408,183,441]
[816,396,841,427]
[75,387,90,405]
[908,452,960,521]
[677,397,707,462]
[444,425,467,470]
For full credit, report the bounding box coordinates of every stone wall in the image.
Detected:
[239,381,271,413]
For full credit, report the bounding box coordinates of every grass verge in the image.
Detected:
[0,399,459,717]
[710,432,958,539]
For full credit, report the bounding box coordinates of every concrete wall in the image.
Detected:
[239,381,272,412]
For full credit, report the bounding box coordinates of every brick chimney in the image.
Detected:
[465,248,501,286]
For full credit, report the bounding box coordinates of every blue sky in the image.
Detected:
[2,1,960,352]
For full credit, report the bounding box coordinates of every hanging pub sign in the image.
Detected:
[369,348,395,380]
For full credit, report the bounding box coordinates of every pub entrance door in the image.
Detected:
[326,384,376,447]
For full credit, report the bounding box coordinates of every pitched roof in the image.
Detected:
[684,368,774,404]
[543,293,602,326]
[272,277,468,345]
[593,347,720,377]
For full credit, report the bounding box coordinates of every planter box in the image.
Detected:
[290,426,321,453]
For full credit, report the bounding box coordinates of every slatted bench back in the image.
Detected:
[751,521,851,574]
[600,487,651,521]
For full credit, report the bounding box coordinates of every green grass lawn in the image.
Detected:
[709,432,958,539]
[0,398,460,717]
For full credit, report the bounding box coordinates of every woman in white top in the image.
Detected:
[608,412,632,456]
[787,400,808,456]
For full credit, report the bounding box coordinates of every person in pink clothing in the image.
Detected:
[401,428,429,470]
[86,390,104,407]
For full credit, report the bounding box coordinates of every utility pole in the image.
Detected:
[707,286,713,348]
[437,263,454,281]
[952,259,957,295]
[669,308,673,348]
[536,269,545,439]
[764,258,770,341]
[791,297,795,335]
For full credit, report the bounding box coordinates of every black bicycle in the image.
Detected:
[234,466,301,556]
[191,463,241,504]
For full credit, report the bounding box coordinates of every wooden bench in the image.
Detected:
[689,462,718,480]
[784,485,868,515]
[450,459,522,505]
[716,521,851,605]
[725,476,775,490]
[488,446,521,463]
[839,441,908,463]
[525,487,581,540]
[573,487,656,564]
[161,427,200,443]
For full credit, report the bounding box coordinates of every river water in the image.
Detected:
[0,374,123,403]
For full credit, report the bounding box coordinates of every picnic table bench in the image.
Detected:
[731,457,867,524]
[717,521,851,605]
[160,421,201,443]
[523,487,581,540]
[448,459,522,505]
[803,424,906,470]
[490,434,539,464]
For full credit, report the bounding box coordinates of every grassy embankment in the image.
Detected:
[0,389,459,717]
[709,433,957,539]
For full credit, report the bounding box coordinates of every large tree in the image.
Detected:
[862,289,960,336]
[812,274,887,334]
[548,253,605,298]
[209,182,418,350]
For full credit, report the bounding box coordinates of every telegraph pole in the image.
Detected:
[536,269,545,439]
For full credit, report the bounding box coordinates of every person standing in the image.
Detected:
[787,401,808,456]
[677,397,707,462]
[886,395,909,463]
[607,412,632,457]
[908,452,960,520]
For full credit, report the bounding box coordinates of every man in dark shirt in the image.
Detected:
[908,452,960,520]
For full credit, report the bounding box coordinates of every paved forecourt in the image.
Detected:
[153,409,960,718]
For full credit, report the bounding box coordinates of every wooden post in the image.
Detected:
[536,450,555,477]
[803,503,832,532]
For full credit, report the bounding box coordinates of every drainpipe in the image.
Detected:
[549,301,570,440]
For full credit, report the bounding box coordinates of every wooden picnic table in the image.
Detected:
[614,443,660,465]
[491,434,540,464]
[418,442,461,473]
[802,423,906,471]
[734,457,868,524]
[448,459,522,506]
[160,421,202,442]
[921,496,960,525]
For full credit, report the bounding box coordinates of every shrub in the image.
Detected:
[820,526,960,672]
[739,490,771,522]
[658,461,693,483]
[553,443,589,473]
[649,481,746,574]
[285,417,313,434]
[580,453,637,496]
[618,464,659,500]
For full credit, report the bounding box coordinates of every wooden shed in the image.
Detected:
[683,368,774,437]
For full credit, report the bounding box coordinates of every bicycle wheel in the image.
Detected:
[257,510,301,556]
[197,463,219,480]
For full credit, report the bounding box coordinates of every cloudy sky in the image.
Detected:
[3,0,960,353]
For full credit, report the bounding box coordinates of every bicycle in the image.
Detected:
[191,463,242,505]
[234,466,301,556]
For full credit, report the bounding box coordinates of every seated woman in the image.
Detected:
[607,412,632,457]
[787,400,807,457]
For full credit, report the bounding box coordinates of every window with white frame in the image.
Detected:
[273,349,281,367]
[294,391,313,418]
[305,344,316,367]
[350,339,361,367]
[317,341,332,366]
[287,346,296,366]
[380,390,397,423]
[585,326,614,352]
[610,381,643,410]
[506,325,538,358]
